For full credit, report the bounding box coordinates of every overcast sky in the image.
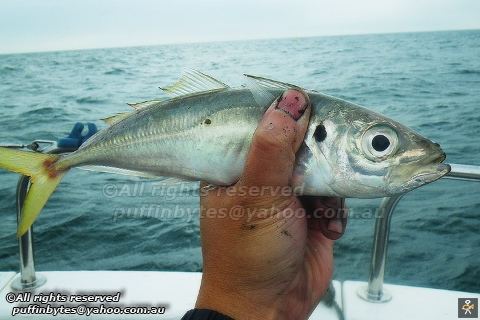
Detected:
[1,0,479,54]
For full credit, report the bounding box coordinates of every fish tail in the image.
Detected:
[0,147,67,237]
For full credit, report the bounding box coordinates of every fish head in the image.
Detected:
[300,95,450,198]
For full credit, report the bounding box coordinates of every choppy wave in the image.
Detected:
[457,69,480,75]
[20,107,58,116]
[104,68,126,75]
[1,65,21,73]
[75,96,108,105]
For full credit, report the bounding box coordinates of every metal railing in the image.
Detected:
[358,163,480,302]
[8,141,65,291]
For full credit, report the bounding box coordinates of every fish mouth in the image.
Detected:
[429,151,446,163]
[407,151,450,186]
[410,163,451,183]
[387,148,450,195]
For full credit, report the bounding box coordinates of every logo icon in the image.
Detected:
[459,298,478,318]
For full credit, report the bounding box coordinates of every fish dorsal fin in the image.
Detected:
[160,70,229,97]
[244,75,276,108]
[101,112,131,126]
[243,74,299,90]
[127,99,165,110]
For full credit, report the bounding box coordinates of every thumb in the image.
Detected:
[240,89,311,187]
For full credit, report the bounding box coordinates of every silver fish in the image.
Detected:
[0,70,450,235]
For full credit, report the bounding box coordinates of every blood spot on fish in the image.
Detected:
[204,118,212,125]
[314,124,327,142]
[43,159,59,179]
[48,170,59,179]
[294,96,299,101]
[43,159,55,169]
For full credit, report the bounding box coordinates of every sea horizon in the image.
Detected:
[1,27,478,56]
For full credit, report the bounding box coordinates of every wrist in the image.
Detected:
[182,308,233,320]
[196,280,283,320]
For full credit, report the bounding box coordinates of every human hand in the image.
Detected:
[195,89,348,320]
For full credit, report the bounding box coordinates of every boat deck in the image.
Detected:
[1,271,478,319]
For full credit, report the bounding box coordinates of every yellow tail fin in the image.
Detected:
[0,147,66,237]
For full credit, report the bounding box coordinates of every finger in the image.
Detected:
[240,89,311,187]
[300,196,348,240]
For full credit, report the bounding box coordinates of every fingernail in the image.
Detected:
[275,89,309,121]
[327,219,343,234]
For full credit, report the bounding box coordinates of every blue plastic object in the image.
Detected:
[57,122,98,149]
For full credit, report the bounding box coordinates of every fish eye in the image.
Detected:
[372,134,390,152]
[361,125,398,160]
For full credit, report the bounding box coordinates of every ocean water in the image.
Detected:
[0,30,479,293]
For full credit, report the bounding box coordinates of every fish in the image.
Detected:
[0,70,450,236]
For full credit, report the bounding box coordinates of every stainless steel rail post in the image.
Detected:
[358,163,480,303]
[10,175,46,291]
[357,195,402,302]
[9,141,60,291]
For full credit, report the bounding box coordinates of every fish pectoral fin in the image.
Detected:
[127,99,165,110]
[159,70,229,97]
[101,112,132,126]
[243,74,301,90]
